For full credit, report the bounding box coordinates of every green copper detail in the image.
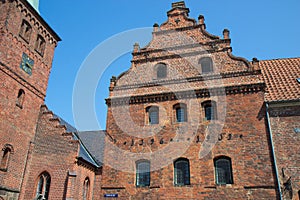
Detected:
[27,0,39,12]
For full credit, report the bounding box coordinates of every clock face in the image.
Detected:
[20,53,34,75]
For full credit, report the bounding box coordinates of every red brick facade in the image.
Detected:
[101,2,278,199]
[1,1,299,200]
[0,0,60,199]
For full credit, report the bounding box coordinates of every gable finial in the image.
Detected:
[172,1,186,8]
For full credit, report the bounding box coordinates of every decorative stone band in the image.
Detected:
[106,83,265,106]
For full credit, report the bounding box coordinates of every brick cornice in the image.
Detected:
[106,83,265,106]
[132,47,231,64]
[135,40,230,57]
[16,0,61,43]
[113,70,262,91]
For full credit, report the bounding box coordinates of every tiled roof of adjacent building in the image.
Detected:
[53,113,102,167]
[260,57,300,103]
[77,131,106,166]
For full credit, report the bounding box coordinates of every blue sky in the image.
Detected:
[39,0,300,131]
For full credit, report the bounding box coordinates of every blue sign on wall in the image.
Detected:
[104,194,118,198]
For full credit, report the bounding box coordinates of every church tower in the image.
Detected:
[0,0,60,199]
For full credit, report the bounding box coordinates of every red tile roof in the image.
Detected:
[260,57,300,102]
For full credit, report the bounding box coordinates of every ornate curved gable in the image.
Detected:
[108,2,262,101]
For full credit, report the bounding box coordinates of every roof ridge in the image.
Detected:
[260,57,300,62]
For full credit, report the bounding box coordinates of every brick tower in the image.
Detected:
[0,0,60,199]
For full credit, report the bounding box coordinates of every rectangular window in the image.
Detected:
[205,106,213,120]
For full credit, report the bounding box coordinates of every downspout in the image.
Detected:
[266,103,282,200]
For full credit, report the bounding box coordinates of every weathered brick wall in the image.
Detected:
[269,104,300,200]
[103,91,277,199]
[71,164,98,200]
[20,106,79,200]
[0,0,59,199]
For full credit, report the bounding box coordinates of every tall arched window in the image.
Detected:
[199,57,213,73]
[174,158,190,186]
[35,172,51,200]
[0,145,13,171]
[146,106,159,124]
[19,20,32,42]
[214,156,233,185]
[136,160,150,187]
[16,89,25,108]
[202,100,217,120]
[174,103,187,123]
[83,177,90,200]
[35,35,46,56]
[156,63,167,79]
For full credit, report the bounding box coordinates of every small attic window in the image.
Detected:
[156,63,167,79]
[297,78,300,84]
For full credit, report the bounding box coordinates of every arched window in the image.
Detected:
[214,156,233,185]
[136,160,150,187]
[202,100,217,120]
[146,106,159,124]
[35,172,51,200]
[16,89,25,108]
[0,145,12,171]
[174,103,187,123]
[19,20,32,42]
[199,57,213,73]
[156,63,167,79]
[83,177,90,200]
[35,35,46,56]
[174,158,190,186]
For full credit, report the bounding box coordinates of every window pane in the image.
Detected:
[44,175,51,199]
[0,148,10,169]
[205,105,213,120]
[174,160,190,185]
[149,109,158,124]
[157,64,167,78]
[36,173,51,200]
[200,58,213,73]
[216,158,232,184]
[137,161,150,186]
[176,107,185,122]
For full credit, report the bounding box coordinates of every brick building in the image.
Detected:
[0,0,299,200]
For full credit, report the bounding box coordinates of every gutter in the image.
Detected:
[265,103,282,200]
